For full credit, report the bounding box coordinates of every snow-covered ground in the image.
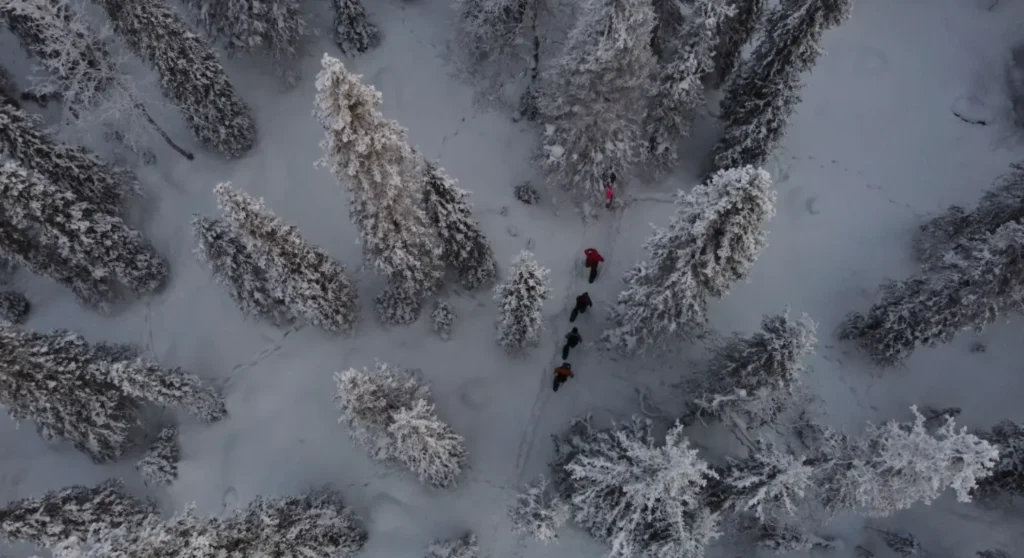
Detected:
[3,0,1024,556]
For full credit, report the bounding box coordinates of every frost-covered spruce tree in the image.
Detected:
[181,0,307,73]
[100,358,227,423]
[0,216,119,310]
[0,479,154,548]
[389,399,468,488]
[136,426,180,486]
[718,439,815,521]
[0,327,142,461]
[974,420,1024,500]
[95,0,256,157]
[332,0,379,55]
[0,162,168,294]
[314,55,443,324]
[0,290,31,324]
[756,521,837,553]
[693,311,816,428]
[427,533,481,558]
[916,162,1024,265]
[215,183,358,333]
[193,216,292,325]
[535,0,656,199]
[821,406,997,517]
[713,0,765,83]
[509,475,569,543]
[431,299,457,340]
[840,220,1024,366]
[603,166,776,354]
[871,529,923,558]
[0,102,134,214]
[494,250,550,352]
[551,416,721,558]
[423,162,497,289]
[455,0,542,96]
[646,0,736,167]
[712,0,852,171]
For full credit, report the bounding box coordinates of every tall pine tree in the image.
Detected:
[314,54,443,324]
[94,0,257,158]
[603,166,776,354]
[535,0,656,199]
[712,0,851,171]
[494,250,550,352]
[331,0,379,55]
[422,161,497,289]
[712,0,765,84]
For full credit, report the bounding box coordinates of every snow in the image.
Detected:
[4,0,1024,558]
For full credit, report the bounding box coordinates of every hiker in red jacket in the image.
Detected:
[553,362,574,392]
[584,248,604,284]
[604,171,616,209]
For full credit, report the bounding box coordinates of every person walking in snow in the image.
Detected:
[553,362,574,392]
[604,171,616,209]
[562,327,582,359]
[584,248,604,284]
[570,292,592,322]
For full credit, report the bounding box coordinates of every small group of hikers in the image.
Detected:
[552,249,603,392]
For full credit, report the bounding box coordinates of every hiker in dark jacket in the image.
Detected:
[584,248,604,283]
[570,292,592,322]
[553,362,574,392]
[562,327,582,359]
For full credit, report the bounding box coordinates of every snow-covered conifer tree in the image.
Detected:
[916,162,1024,265]
[332,0,379,55]
[0,479,154,548]
[509,475,569,542]
[756,521,836,553]
[719,439,814,521]
[99,359,226,423]
[822,406,997,517]
[389,399,467,488]
[136,426,179,486]
[423,161,497,289]
[0,65,19,106]
[0,162,168,294]
[314,55,443,324]
[551,416,721,558]
[872,529,923,558]
[974,420,1024,500]
[841,220,1024,366]
[427,533,481,558]
[713,0,765,83]
[712,0,852,171]
[94,0,256,157]
[603,166,776,354]
[646,0,736,166]
[493,250,550,352]
[693,311,816,427]
[431,299,457,340]
[535,0,656,199]
[181,0,307,73]
[0,102,134,214]
[192,215,292,325]
[215,183,358,333]
[0,290,31,324]
[0,327,141,461]
[455,0,542,98]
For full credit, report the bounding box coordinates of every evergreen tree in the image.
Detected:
[422,161,497,289]
[974,419,1024,500]
[535,0,656,199]
[455,0,542,98]
[0,289,31,324]
[712,0,852,171]
[718,439,814,521]
[841,221,1024,366]
[693,311,816,428]
[713,0,765,83]
[0,102,134,214]
[551,416,721,558]
[215,183,358,333]
[0,64,19,107]
[916,162,1024,265]
[99,358,227,423]
[94,0,257,158]
[756,521,836,553]
[331,0,379,55]
[603,166,776,354]
[431,299,457,340]
[0,479,154,548]
[871,529,923,558]
[136,426,179,486]
[314,54,443,324]
[509,475,569,543]
[181,0,307,75]
[427,533,481,558]
[389,398,468,488]
[493,250,550,352]
[0,162,168,295]
[646,0,736,167]
[192,215,292,325]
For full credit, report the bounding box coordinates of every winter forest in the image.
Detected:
[1,0,1024,556]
